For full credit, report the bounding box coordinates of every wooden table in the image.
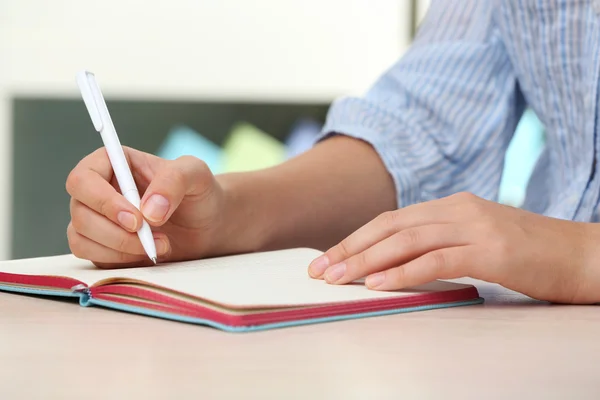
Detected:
[1,278,599,399]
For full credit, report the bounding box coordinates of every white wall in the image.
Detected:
[0,0,412,259]
[2,0,411,100]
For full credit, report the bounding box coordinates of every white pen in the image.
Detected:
[76,70,157,264]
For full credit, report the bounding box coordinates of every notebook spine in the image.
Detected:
[71,284,91,296]
[70,284,93,306]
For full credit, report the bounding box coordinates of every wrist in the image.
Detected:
[212,172,272,255]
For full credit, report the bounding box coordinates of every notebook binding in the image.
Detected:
[70,284,91,296]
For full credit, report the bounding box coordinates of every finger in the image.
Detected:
[309,200,462,279]
[70,199,170,256]
[365,245,479,291]
[74,147,115,181]
[122,146,164,194]
[323,224,469,284]
[68,222,155,266]
[140,155,214,226]
[77,146,157,184]
[67,167,144,234]
[104,147,161,195]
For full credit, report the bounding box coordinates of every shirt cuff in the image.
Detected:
[317,96,422,209]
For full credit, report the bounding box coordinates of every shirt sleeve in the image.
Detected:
[319,0,525,208]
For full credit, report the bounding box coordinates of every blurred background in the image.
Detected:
[0,0,543,261]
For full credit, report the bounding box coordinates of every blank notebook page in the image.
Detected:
[1,248,472,308]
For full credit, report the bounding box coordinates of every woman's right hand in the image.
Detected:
[66,136,399,269]
[66,147,229,268]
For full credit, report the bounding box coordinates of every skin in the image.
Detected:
[308,192,600,304]
[66,136,395,265]
[66,136,600,304]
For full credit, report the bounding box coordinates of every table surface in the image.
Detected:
[1,278,599,400]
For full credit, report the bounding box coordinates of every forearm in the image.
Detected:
[216,136,396,253]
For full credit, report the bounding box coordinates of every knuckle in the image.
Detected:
[470,202,488,217]
[65,169,82,196]
[336,239,352,259]
[474,216,501,238]
[458,199,487,219]
[162,164,187,190]
[179,155,209,173]
[97,196,113,218]
[69,197,76,216]
[92,147,108,158]
[66,222,74,241]
[67,223,82,256]
[452,191,478,202]
[395,228,420,248]
[379,211,401,232]
[169,164,187,183]
[428,250,450,274]
[393,264,407,284]
[428,249,465,278]
[70,204,85,232]
[115,233,131,253]
[177,156,212,196]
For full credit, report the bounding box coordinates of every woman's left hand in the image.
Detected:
[308,192,600,304]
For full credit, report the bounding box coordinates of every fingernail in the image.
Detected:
[366,272,385,289]
[142,194,170,222]
[154,238,169,255]
[309,255,330,277]
[117,211,137,231]
[325,262,346,283]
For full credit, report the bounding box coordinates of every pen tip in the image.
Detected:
[151,257,157,265]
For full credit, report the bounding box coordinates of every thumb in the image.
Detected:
[140,155,212,226]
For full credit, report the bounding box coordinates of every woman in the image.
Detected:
[65,1,600,304]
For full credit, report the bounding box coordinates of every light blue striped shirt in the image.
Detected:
[321,0,600,222]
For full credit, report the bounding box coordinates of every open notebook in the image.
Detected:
[0,248,483,332]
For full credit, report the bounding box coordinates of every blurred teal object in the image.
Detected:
[155,125,222,173]
[498,109,545,206]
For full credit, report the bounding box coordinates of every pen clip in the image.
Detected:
[76,70,104,132]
